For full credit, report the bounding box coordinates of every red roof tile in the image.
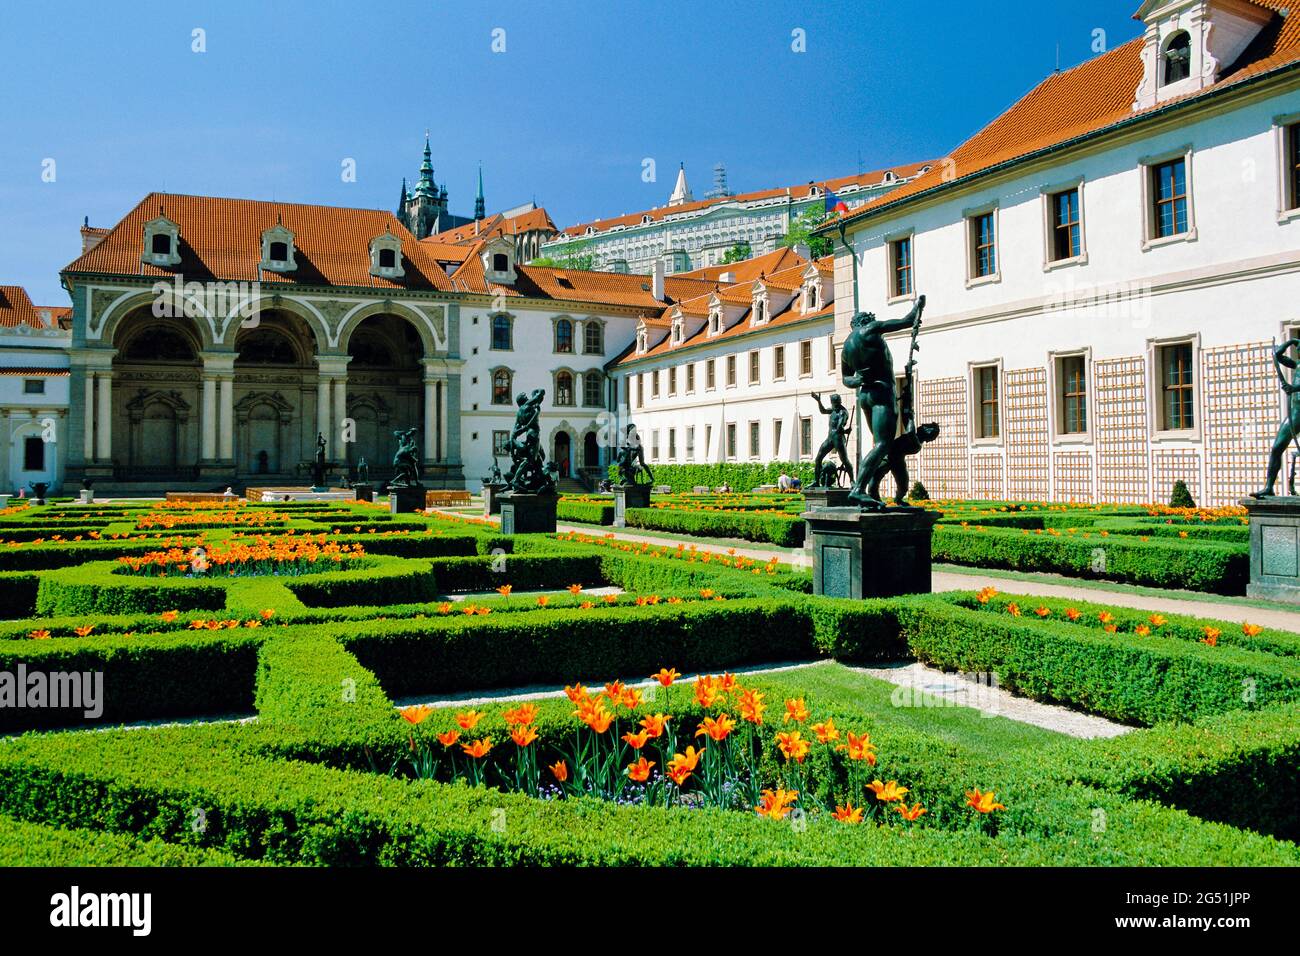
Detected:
[0,286,61,329]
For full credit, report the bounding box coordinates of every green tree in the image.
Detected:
[530,239,601,271]
[719,241,751,264]
[781,202,834,259]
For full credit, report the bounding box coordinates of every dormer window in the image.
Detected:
[493,253,509,271]
[708,309,721,335]
[260,224,297,273]
[481,237,517,284]
[805,282,820,311]
[752,297,768,325]
[368,231,405,279]
[1162,31,1191,86]
[636,327,649,353]
[141,215,182,268]
[671,316,684,345]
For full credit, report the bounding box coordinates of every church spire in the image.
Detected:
[668,162,693,206]
[474,163,486,220]
[414,131,436,199]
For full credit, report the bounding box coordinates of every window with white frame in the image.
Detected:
[1150,157,1190,240]
[686,363,695,392]
[706,359,716,390]
[889,235,913,298]
[799,417,813,457]
[1156,340,1196,431]
[1282,120,1300,213]
[748,350,760,385]
[726,423,737,459]
[686,426,695,460]
[968,211,997,280]
[973,363,1001,439]
[773,419,783,456]
[652,369,660,398]
[636,373,644,408]
[748,420,761,459]
[1047,186,1083,262]
[1055,353,1088,436]
[668,366,677,396]
[799,340,812,377]
[726,355,736,387]
[774,344,786,380]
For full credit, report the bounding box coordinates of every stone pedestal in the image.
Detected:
[500,492,559,535]
[352,482,374,503]
[389,486,426,515]
[78,489,94,504]
[802,488,851,549]
[613,483,651,528]
[482,481,509,516]
[1242,496,1300,604]
[802,506,942,598]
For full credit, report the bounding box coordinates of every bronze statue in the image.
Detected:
[310,432,328,488]
[841,294,939,509]
[505,389,557,494]
[616,423,654,486]
[486,458,506,485]
[811,392,852,488]
[390,427,422,488]
[356,456,370,484]
[1252,338,1300,498]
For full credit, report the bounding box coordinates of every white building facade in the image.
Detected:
[0,289,70,495]
[827,0,1300,507]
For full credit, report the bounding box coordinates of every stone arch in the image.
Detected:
[94,287,218,351]
[123,388,192,474]
[217,294,328,352]
[336,300,442,356]
[233,391,293,475]
[547,420,579,479]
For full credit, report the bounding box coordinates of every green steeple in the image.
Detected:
[413,133,436,199]
[474,164,485,220]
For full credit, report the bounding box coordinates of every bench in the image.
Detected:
[652,485,672,495]
[691,486,711,494]
[424,490,472,508]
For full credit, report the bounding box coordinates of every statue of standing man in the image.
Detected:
[811,392,852,487]
[1252,338,1300,498]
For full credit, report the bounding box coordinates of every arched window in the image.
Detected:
[492,368,512,405]
[1162,31,1191,86]
[556,371,574,406]
[583,371,603,407]
[555,318,573,353]
[491,313,513,350]
[583,321,603,355]
[121,326,197,362]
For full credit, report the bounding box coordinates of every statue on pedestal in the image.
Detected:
[390,427,422,489]
[1253,338,1300,498]
[811,392,852,488]
[505,389,556,494]
[841,294,940,510]
[615,423,654,486]
[356,457,370,485]
[310,433,328,490]
[486,459,506,485]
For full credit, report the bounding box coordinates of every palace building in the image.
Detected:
[817,0,1300,507]
[0,287,70,497]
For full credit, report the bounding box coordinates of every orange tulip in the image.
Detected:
[260,608,276,619]
[639,713,669,738]
[1148,614,1167,627]
[622,729,651,749]
[666,746,703,785]
[867,779,909,803]
[626,757,655,782]
[1006,603,1021,617]
[1203,626,1222,641]
[188,619,207,630]
[475,607,491,616]
[400,704,434,725]
[783,697,810,723]
[73,625,95,637]
[811,718,839,744]
[976,586,998,604]
[832,803,864,824]
[1034,606,1051,618]
[160,610,179,623]
[502,702,539,726]
[1065,607,1081,621]
[737,688,766,725]
[437,730,461,747]
[604,680,627,701]
[496,585,512,597]
[1104,624,1118,633]
[965,788,1006,813]
[1134,624,1151,637]
[461,738,494,759]
[579,601,594,609]
[568,584,583,595]
[510,725,538,747]
[438,602,453,614]
[694,713,736,742]
[651,667,680,687]
[775,730,811,763]
[602,594,618,604]
[536,595,549,607]
[1098,611,1114,624]
[456,709,485,731]
[564,683,590,703]
[699,588,715,599]
[755,788,799,820]
[840,731,878,765]
[549,760,569,782]
[1242,622,1263,637]
[29,629,50,640]
[895,802,928,821]
[693,675,723,708]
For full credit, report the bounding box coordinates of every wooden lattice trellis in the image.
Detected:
[1202,341,1274,507]
[1005,367,1049,501]
[915,376,969,498]
[1094,356,1149,504]
[1053,450,1094,503]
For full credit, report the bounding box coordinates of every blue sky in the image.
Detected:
[0,0,1144,304]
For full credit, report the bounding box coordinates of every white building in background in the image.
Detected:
[608,250,838,469]
[541,161,933,276]
[823,0,1300,507]
[0,287,70,495]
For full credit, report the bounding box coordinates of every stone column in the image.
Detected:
[218,376,234,461]
[332,375,347,463]
[95,371,112,461]
[201,375,217,460]
[83,374,95,461]
[423,376,438,462]
[438,379,449,463]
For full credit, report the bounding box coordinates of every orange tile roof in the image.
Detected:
[0,286,60,329]
[676,247,803,283]
[0,367,69,376]
[619,300,834,367]
[430,206,558,246]
[560,160,936,237]
[63,192,454,291]
[835,2,1300,229]
[416,240,475,264]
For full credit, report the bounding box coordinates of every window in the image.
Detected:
[805,283,820,311]
[726,355,736,386]
[686,426,695,460]
[1162,31,1191,86]
[151,233,171,255]
[583,371,603,407]
[1286,122,1300,212]
[799,340,812,377]
[491,369,512,405]
[709,310,721,335]
[492,430,510,456]
[491,314,512,350]
[1151,159,1189,239]
[378,247,397,269]
[637,373,645,408]
[748,350,760,385]
[773,419,783,455]
[555,318,573,353]
[1049,188,1082,261]
[774,345,786,380]
[556,371,574,406]
[726,423,737,459]
[686,364,695,392]
[800,417,813,457]
[23,436,43,472]
[706,359,716,390]
[269,241,289,262]
[970,212,997,278]
[1158,342,1195,431]
[652,430,660,460]
[652,370,660,398]
[890,236,913,297]
[584,322,604,354]
[749,421,761,459]
[492,252,509,272]
[975,365,1000,439]
[668,428,677,460]
[23,379,44,394]
[668,367,677,396]
[1058,355,1088,435]
[753,299,766,323]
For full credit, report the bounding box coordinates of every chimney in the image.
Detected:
[794,242,811,261]
[718,271,736,283]
[651,259,665,301]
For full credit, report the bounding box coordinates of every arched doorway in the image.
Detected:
[233,313,315,480]
[583,431,600,469]
[346,314,424,480]
[112,311,202,480]
[553,432,571,478]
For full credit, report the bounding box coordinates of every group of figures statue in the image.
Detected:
[812,294,940,511]
[615,423,654,486]
[504,389,558,494]
[389,427,422,489]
